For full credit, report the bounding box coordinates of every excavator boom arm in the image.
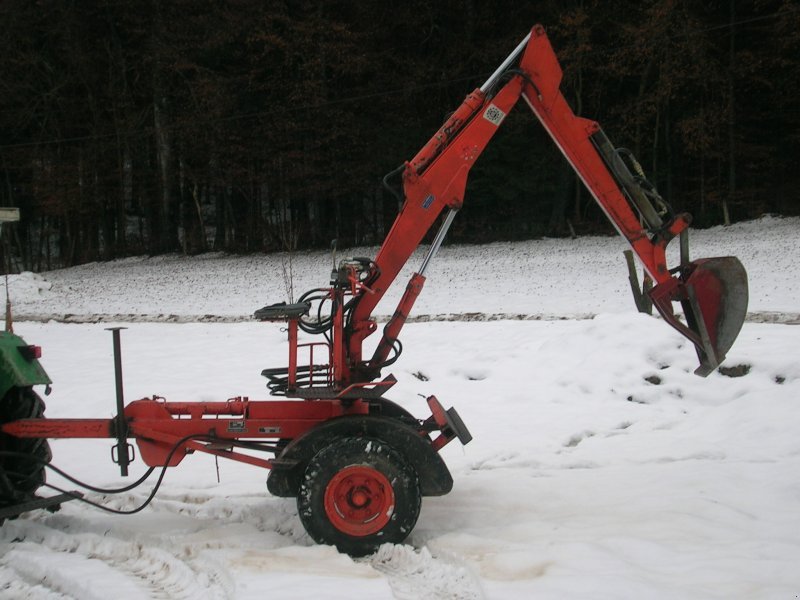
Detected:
[346,25,748,377]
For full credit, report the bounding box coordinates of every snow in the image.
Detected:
[6,214,799,323]
[1,215,799,599]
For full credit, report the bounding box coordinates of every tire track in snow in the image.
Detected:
[114,489,308,541]
[54,494,489,600]
[59,486,300,536]
[367,544,485,600]
[0,489,309,599]
[0,517,234,599]
[0,558,71,600]
[4,498,488,600]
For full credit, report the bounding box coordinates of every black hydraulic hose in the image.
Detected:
[492,68,543,101]
[382,164,405,204]
[0,450,155,494]
[614,147,674,219]
[2,433,231,516]
[42,473,169,516]
[382,339,403,367]
[297,288,335,335]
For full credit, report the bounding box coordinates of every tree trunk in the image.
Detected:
[152,0,178,252]
[699,96,706,218]
[153,91,176,252]
[723,0,735,226]
[548,162,573,236]
[664,98,672,202]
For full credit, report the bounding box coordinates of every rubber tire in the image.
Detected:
[297,436,421,557]
[0,387,51,519]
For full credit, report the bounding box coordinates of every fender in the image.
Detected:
[0,332,51,400]
[267,414,453,498]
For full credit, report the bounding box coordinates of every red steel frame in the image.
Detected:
[3,397,371,469]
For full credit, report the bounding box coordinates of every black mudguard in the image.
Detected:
[267,414,453,498]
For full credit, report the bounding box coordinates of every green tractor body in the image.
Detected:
[0,332,51,399]
[0,331,54,520]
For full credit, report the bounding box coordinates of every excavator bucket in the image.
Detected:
[649,257,748,376]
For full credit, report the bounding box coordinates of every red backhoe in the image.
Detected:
[0,25,748,556]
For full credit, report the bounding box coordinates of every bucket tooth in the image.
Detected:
[650,257,748,376]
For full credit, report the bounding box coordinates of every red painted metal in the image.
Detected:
[426,396,451,452]
[323,465,395,536]
[122,397,370,467]
[369,273,426,369]
[18,345,43,361]
[650,256,748,374]
[347,78,525,355]
[1,396,371,469]
[1,418,112,439]
[517,27,682,283]
[128,424,275,469]
[333,378,396,400]
[409,89,486,174]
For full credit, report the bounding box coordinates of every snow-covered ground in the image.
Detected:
[1,215,799,599]
[8,214,799,323]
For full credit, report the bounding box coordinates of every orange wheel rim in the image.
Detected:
[323,465,395,536]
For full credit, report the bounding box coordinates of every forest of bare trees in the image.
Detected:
[1,1,797,271]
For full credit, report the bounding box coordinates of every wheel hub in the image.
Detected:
[324,465,395,537]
